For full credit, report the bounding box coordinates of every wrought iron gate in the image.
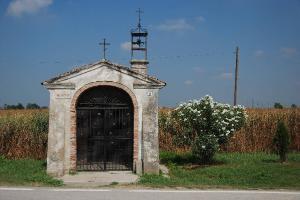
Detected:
[76,86,133,171]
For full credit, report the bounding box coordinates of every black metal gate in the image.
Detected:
[76,86,133,171]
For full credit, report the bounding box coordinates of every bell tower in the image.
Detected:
[130,8,148,74]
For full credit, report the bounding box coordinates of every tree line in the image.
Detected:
[1,103,47,109]
[274,102,297,109]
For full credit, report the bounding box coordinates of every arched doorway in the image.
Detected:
[76,86,134,171]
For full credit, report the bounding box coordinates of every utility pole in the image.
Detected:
[234,46,239,106]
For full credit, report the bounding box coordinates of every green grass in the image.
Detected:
[139,152,300,189]
[1,152,299,189]
[0,156,63,186]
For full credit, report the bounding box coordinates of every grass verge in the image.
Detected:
[0,156,62,186]
[139,152,300,189]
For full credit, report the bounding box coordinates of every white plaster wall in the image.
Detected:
[47,63,161,175]
[134,88,159,173]
[47,90,67,176]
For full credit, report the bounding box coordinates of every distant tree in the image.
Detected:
[16,103,24,109]
[274,102,283,109]
[26,103,40,109]
[273,121,290,162]
[291,104,297,108]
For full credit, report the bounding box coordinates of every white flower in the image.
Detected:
[201,145,206,149]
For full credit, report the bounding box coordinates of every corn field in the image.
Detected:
[225,108,300,152]
[159,108,300,153]
[0,108,299,160]
[0,109,48,159]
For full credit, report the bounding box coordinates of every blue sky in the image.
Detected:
[0,0,299,107]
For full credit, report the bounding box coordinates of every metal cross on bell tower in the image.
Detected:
[99,38,110,60]
[131,8,148,61]
[137,8,143,30]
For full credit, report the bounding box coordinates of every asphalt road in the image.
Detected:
[0,187,300,200]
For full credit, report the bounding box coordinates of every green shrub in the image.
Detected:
[273,121,290,162]
[192,135,219,163]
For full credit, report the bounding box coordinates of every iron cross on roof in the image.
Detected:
[99,38,110,60]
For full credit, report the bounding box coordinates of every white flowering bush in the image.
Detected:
[171,95,247,163]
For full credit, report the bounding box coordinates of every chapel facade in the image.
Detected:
[42,13,166,177]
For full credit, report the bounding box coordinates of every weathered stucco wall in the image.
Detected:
[47,90,67,176]
[45,63,163,176]
[134,88,160,174]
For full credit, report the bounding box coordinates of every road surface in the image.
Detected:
[0,187,299,200]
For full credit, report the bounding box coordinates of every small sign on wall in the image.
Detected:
[55,91,71,99]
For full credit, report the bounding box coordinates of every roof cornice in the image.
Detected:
[41,60,166,87]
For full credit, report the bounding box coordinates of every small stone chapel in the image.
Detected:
[42,13,166,177]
